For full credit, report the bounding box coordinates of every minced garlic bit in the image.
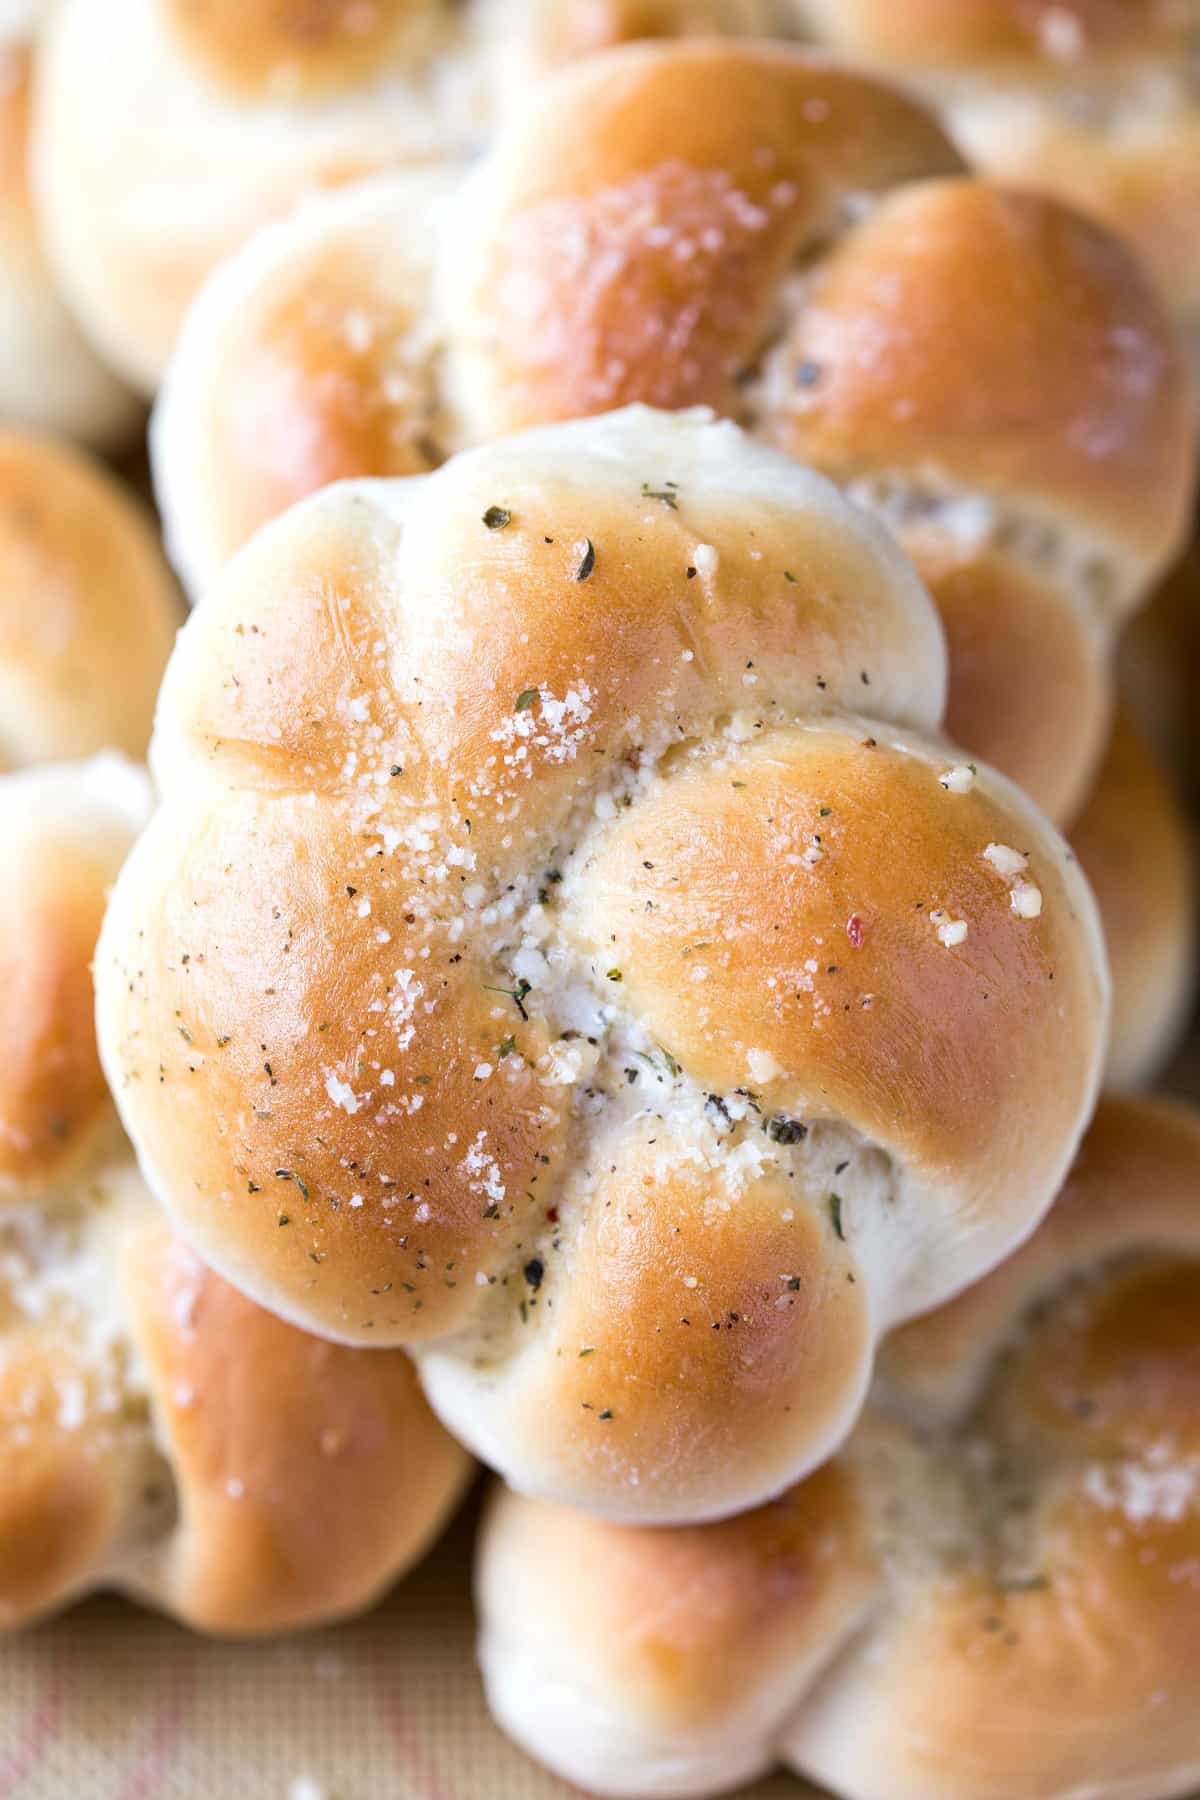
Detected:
[939,764,975,794]
[929,908,969,948]
[982,842,1027,879]
[1010,881,1043,919]
[692,543,719,580]
[982,843,1042,919]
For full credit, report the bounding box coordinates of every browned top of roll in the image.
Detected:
[790,0,1199,67]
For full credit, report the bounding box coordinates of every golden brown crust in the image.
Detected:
[791,0,1200,66]
[0,431,179,769]
[0,1332,136,1628]
[0,1169,472,1635]
[99,408,1107,1520]
[947,95,1200,338]
[0,759,151,1200]
[121,1226,471,1633]
[790,0,1200,333]
[452,58,1192,828]
[478,1094,1200,1799]
[155,43,1192,834]
[915,539,1109,824]
[32,0,475,391]
[763,179,1191,570]
[164,0,422,95]
[447,42,963,436]
[471,1124,873,1520]
[153,41,1188,818]
[570,726,1101,1219]
[33,0,774,392]
[152,167,457,595]
[0,843,112,1195]
[1069,706,1195,1090]
[881,1092,1200,1414]
[194,246,435,534]
[450,46,1191,572]
[0,757,471,1635]
[480,1456,878,1736]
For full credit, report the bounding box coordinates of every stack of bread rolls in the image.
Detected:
[1,11,1198,1800]
[151,38,1198,1089]
[779,0,1200,863]
[31,0,775,393]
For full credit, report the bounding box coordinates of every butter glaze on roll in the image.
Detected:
[99,406,1107,1523]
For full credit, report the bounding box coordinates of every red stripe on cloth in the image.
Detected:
[118,1651,197,1800]
[0,1649,75,1797]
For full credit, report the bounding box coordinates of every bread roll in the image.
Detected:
[31,0,771,395]
[786,0,1200,364]
[98,406,1108,1522]
[445,43,1194,823]
[0,754,471,1633]
[152,42,1195,827]
[1070,705,1196,1091]
[0,31,137,447]
[152,167,464,598]
[478,1090,1200,1799]
[0,428,180,769]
